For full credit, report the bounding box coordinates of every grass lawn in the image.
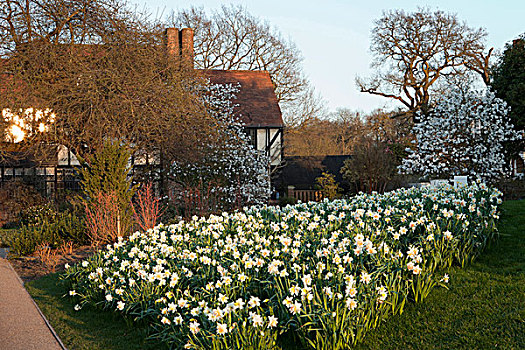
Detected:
[25,200,525,350]
[26,273,165,350]
[356,200,525,350]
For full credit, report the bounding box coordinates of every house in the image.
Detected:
[0,28,284,196]
[276,155,350,191]
[165,28,284,167]
[0,143,80,196]
[511,151,525,178]
[203,70,283,166]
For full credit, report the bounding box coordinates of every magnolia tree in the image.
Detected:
[400,88,522,181]
[169,83,270,212]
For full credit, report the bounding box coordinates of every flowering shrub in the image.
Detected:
[400,88,522,181]
[169,83,270,214]
[63,182,501,349]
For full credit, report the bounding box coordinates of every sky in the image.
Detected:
[131,0,524,114]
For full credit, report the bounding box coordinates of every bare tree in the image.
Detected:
[282,85,327,128]
[357,8,493,118]
[0,0,214,166]
[285,109,360,157]
[285,118,344,157]
[285,108,412,157]
[169,4,325,129]
[340,137,398,194]
[0,0,140,50]
[170,5,308,104]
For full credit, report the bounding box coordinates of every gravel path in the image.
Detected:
[0,257,64,350]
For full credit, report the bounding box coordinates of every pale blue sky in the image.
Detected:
[132,0,524,113]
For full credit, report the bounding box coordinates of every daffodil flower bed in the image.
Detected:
[63,182,502,350]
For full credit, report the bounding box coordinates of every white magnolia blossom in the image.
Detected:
[170,82,270,208]
[400,88,522,180]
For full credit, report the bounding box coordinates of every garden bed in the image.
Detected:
[355,199,525,349]
[10,245,95,283]
[61,182,502,349]
[27,199,525,349]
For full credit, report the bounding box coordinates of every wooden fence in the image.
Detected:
[287,186,323,202]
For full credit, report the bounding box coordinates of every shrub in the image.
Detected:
[56,211,88,245]
[132,183,164,232]
[315,172,341,200]
[9,224,60,257]
[78,141,136,238]
[8,205,87,256]
[278,195,298,207]
[84,191,124,247]
[0,180,45,228]
[35,242,61,272]
[19,203,56,226]
[341,138,398,193]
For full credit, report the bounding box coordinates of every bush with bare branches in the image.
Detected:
[84,191,123,247]
[132,183,164,232]
[35,242,60,272]
[1,0,214,168]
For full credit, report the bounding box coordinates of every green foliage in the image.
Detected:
[78,141,136,237]
[0,229,18,248]
[19,203,56,226]
[315,172,341,200]
[9,224,60,256]
[62,183,501,349]
[278,196,298,207]
[25,201,525,350]
[356,200,525,350]
[55,211,88,245]
[491,34,525,158]
[8,204,87,256]
[492,34,525,131]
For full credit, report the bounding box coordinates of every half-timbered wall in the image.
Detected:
[246,126,283,166]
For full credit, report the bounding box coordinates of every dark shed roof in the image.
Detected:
[276,155,351,190]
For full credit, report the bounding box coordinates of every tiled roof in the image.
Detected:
[201,69,283,128]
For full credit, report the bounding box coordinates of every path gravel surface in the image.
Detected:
[0,258,64,350]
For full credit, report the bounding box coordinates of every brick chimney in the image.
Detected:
[180,28,194,66]
[164,27,194,67]
[165,27,179,57]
